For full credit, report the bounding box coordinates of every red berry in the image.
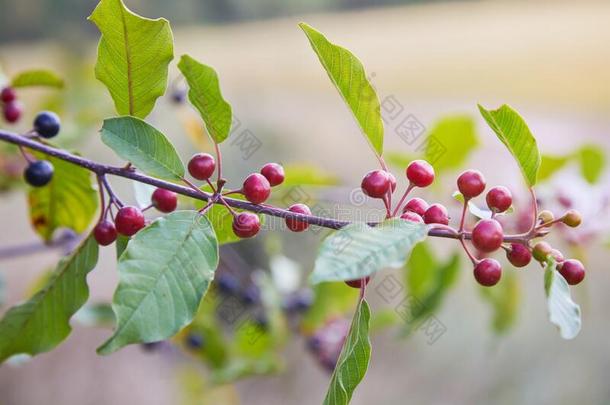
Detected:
[3,101,23,123]
[423,204,449,225]
[286,203,311,232]
[486,186,512,213]
[187,153,215,180]
[345,276,370,289]
[473,258,502,286]
[115,206,145,236]
[242,173,271,204]
[471,219,503,253]
[388,173,397,192]
[457,169,486,199]
[558,259,585,285]
[94,220,118,246]
[260,163,285,187]
[232,212,261,238]
[151,188,178,213]
[361,170,391,198]
[1,87,16,103]
[400,211,423,223]
[406,160,435,188]
[403,197,429,216]
[506,243,531,268]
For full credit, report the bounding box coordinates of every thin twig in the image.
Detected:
[0,129,534,244]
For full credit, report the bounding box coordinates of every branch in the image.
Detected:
[0,129,527,243]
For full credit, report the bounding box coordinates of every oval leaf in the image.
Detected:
[323,299,371,405]
[98,211,219,354]
[89,0,174,118]
[311,219,428,284]
[425,115,478,173]
[544,257,582,339]
[101,116,185,180]
[28,151,98,242]
[578,144,605,184]
[11,69,64,88]
[300,23,384,157]
[178,54,233,144]
[478,104,541,186]
[0,236,99,363]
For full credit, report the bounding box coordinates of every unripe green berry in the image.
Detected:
[561,209,582,228]
[532,241,553,262]
[538,210,554,226]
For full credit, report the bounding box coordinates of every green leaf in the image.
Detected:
[89,0,174,118]
[577,145,605,184]
[544,257,581,340]
[538,154,569,183]
[479,272,520,335]
[478,104,541,186]
[311,219,428,284]
[115,234,129,259]
[301,282,358,333]
[98,211,219,354]
[385,151,416,170]
[11,69,64,88]
[300,23,384,157]
[0,236,98,362]
[178,54,232,144]
[281,164,340,187]
[100,116,185,180]
[28,151,98,242]
[323,299,371,405]
[425,115,478,173]
[403,243,460,335]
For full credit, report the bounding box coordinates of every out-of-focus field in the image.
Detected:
[1,1,609,404]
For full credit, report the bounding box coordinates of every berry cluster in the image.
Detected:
[357,160,585,288]
[20,111,62,188]
[93,188,178,246]
[1,87,22,124]
[187,154,312,239]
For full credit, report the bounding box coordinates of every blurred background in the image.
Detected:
[1,0,609,404]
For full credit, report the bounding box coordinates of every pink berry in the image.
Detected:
[232,212,261,238]
[486,186,512,213]
[345,276,370,289]
[471,219,503,253]
[474,258,502,286]
[260,163,285,186]
[188,153,215,180]
[423,204,449,225]
[558,259,585,285]
[151,188,178,213]
[457,169,486,199]
[406,160,435,188]
[242,173,271,204]
[361,170,391,198]
[3,101,23,123]
[94,220,117,246]
[115,206,145,236]
[403,197,429,216]
[1,87,16,103]
[506,243,531,268]
[400,211,423,223]
[286,203,311,232]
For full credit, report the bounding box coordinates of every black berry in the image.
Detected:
[24,160,54,187]
[33,111,61,139]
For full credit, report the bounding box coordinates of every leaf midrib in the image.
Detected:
[119,5,134,115]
